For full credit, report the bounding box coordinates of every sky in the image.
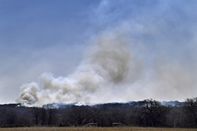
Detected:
[0,0,197,104]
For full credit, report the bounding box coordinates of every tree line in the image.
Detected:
[0,98,197,128]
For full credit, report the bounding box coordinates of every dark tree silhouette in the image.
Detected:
[0,98,196,128]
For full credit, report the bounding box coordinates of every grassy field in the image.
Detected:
[0,127,196,131]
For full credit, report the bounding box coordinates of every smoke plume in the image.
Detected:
[14,1,197,106]
[17,31,141,106]
[17,27,197,106]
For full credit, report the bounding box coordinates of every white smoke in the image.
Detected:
[17,30,141,106]
[17,27,197,106]
[14,1,197,106]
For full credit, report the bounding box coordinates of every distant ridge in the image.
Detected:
[41,100,184,109]
[0,100,185,109]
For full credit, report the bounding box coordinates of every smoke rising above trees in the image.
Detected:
[16,0,197,106]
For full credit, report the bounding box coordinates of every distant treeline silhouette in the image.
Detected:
[0,98,197,128]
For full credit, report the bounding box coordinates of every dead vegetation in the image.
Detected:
[0,127,197,131]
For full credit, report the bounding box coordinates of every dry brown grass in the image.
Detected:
[0,127,196,131]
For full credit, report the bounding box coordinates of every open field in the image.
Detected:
[0,127,197,131]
